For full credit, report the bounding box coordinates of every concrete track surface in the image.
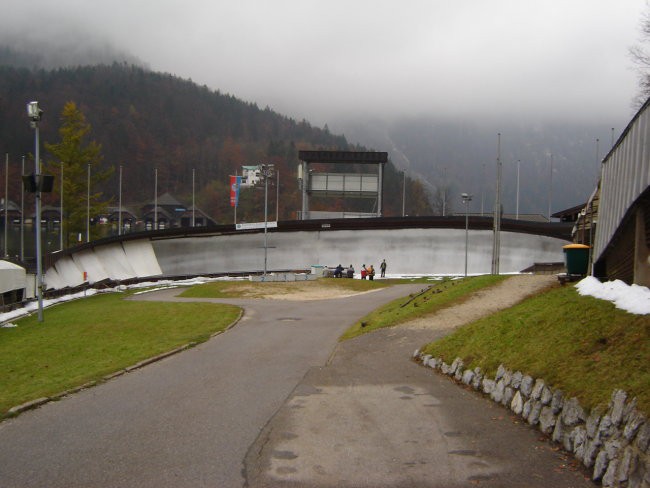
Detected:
[0,279,593,487]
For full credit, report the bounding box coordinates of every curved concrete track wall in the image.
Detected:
[44,219,570,289]
[153,228,566,277]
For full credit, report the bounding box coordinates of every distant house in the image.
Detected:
[553,198,598,247]
[106,206,139,233]
[40,206,62,228]
[0,199,22,225]
[142,206,174,230]
[241,165,261,187]
[179,205,217,227]
[552,204,585,223]
[139,193,216,229]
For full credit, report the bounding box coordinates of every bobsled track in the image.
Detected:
[43,216,572,290]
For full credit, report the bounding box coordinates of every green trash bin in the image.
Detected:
[563,244,590,275]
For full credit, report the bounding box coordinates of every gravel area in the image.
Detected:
[402,274,559,330]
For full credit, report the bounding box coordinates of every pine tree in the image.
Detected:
[45,102,113,247]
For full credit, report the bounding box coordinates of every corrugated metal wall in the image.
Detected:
[594,99,650,275]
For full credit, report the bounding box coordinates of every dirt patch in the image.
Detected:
[402,274,558,331]
[222,281,381,300]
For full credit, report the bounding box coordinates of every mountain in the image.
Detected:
[331,115,621,218]
[0,62,432,223]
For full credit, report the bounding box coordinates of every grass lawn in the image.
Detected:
[341,275,508,340]
[419,284,650,414]
[0,291,240,417]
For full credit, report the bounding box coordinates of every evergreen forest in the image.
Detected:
[0,63,432,232]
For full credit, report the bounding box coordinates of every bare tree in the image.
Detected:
[630,3,650,107]
[431,185,453,216]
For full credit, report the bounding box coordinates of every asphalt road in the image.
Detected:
[245,324,593,488]
[0,283,424,488]
[0,283,593,488]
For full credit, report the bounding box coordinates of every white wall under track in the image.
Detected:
[43,227,569,290]
[151,227,567,278]
[44,239,163,289]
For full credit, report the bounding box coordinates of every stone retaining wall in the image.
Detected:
[414,352,649,488]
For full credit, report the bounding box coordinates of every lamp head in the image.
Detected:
[27,101,43,121]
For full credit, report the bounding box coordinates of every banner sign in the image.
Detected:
[235,221,278,230]
[230,175,242,207]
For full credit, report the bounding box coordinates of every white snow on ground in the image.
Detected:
[576,276,650,315]
[3,273,647,327]
[0,275,247,327]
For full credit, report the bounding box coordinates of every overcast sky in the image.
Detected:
[2,1,646,127]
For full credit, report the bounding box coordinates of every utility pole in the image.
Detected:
[516,159,520,220]
[491,133,502,275]
[27,101,44,322]
[402,171,406,217]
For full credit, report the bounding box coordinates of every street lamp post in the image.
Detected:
[27,101,44,322]
[516,159,520,220]
[492,133,502,275]
[20,156,25,261]
[192,168,196,227]
[260,163,274,276]
[86,163,90,242]
[154,168,158,230]
[60,161,63,249]
[261,164,273,275]
[402,171,406,217]
[4,153,8,258]
[461,193,473,277]
[118,165,123,235]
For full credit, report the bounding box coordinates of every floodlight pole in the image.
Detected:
[4,153,8,258]
[118,165,122,235]
[547,154,554,221]
[402,170,406,217]
[260,164,274,276]
[86,163,90,242]
[192,168,196,227]
[154,168,158,230]
[60,161,63,249]
[516,159,520,220]
[27,101,44,322]
[20,156,25,261]
[492,133,502,275]
[462,193,473,277]
[264,167,268,275]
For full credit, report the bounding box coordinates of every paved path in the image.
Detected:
[245,315,592,487]
[0,283,424,488]
[0,278,593,487]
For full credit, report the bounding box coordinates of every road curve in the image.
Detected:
[0,283,424,488]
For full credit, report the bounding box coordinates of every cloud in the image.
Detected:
[0,0,645,125]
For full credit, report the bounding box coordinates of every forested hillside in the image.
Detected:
[0,63,432,223]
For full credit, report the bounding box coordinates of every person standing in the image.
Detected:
[368,264,375,281]
[361,264,367,280]
[380,259,387,278]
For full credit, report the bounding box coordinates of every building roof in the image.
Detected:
[155,192,185,207]
[552,203,586,219]
[0,199,20,212]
